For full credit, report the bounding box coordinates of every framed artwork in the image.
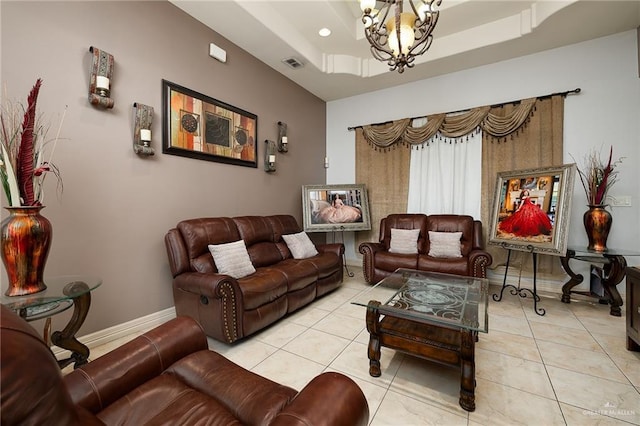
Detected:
[488,164,576,256]
[162,80,257,167]
[302,184,372,233]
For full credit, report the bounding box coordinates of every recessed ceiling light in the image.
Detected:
[318,28,331,37]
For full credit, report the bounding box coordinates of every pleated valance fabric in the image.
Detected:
[361,98,537,149]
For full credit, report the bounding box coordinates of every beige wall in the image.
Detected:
[1,1,327,335]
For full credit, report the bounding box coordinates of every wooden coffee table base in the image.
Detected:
[366,302,477,412]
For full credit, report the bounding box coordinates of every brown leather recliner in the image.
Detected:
[359,214,492,284]
[0,305,369,425]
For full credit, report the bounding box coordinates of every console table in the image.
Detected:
[560,247,639,316]
[1,275,101,369]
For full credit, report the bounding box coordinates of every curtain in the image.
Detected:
[407,119,482,218]
[481,95,565,277]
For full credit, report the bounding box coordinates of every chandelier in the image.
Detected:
[360,0,441,73]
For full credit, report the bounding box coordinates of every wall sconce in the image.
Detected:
[265,140,276,172]
[277,121,288,153]
[133,102,155,156]
[88,46,115,109]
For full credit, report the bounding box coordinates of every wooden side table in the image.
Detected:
[626,267,640,351]
[1,276,102,369]
[560,247,639,316]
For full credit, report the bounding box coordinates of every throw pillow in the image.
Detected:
[428,231,463,258]
[389,228,420,254]
[208,240,256,279]
[282,231,319,259]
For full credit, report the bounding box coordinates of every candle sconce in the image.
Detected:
[277,121,288,153]
[133,102,155,156]
[88,46,115,109]
[265,140,277,172]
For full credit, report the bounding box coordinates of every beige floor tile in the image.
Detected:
[609,354,640,387]
[251,349,325,391]
[371,390,468,426]
[476,348,555,399]
[390,355,467,417]
[477,329,542,362]
[470,378,566,426]
[213,338,278,370]
[284,306,330,328]
[579,316,627,338]
[329,341,403,388]
[488,312,533,337]
[530,321,602,351]
[254,320,308,348]
[561,402,635,426]
[547,366,640,424]
[537,340,628,383]
[283,328,350,365]
[523,303,586,331]
[312,311,366,340]
[592,333,639,360]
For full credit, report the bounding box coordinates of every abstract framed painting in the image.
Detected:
[488,164,576,256]
[162,80,257,167]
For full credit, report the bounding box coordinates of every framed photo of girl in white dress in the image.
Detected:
[488,164,576,256]
[302,184,371,232]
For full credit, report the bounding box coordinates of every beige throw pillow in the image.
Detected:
[208,240,256,279]
[428,231,463,258]
[389,228,420,254]
[282,231,318,259]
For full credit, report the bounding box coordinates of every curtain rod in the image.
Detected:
[347,87,581,131]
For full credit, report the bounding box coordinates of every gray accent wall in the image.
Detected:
[1,1,326,335]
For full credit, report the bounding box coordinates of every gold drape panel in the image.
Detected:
[361,98,536,148]
[480,95,565,277]
[355,95,566,278]
[355,128,410,250]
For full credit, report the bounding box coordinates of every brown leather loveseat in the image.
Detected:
[0,305,369,425]
[359,214,492,284]
[165,215,344,343]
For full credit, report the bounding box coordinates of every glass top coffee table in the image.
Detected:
[352,268,489,412]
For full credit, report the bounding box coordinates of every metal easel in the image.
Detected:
[330,226,354,277]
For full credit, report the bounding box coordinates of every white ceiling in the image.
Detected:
[170,0,640,101]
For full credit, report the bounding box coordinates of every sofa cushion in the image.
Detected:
[418,255,469,276]
[208,240,256,279]
[305,252,341,278]
[270,259,318,292]
[375,250,418,272]
[389,228,420,254]
[428,231,463,258]
[237,269,288,310]
[282,232,318,259]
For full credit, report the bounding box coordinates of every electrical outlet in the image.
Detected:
[610,195,632,207]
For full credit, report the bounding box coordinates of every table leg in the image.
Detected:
[51,282,91,369]
[560,253,583,304]
[366,301,382,377]
[601,255,626,317]
[459,330,476,412]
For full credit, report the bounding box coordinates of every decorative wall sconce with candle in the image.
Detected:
[277,121,288,153]
[265,140,277,172]
[132,103,155,156]
[88,46,115,109]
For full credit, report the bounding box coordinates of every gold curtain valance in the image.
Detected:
[361,98,537,149]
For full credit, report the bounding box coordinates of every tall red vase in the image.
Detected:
[583,204,612,252]
[1,206,51,296]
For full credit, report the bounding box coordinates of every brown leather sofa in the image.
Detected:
[0,305,369,425]
[359,214,492,284]
[165,215,344,343]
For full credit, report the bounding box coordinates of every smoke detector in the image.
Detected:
[282,57,304,69]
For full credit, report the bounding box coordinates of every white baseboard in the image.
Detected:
[52,307,176,358]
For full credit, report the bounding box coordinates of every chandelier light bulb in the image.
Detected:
[386,13,416,56]
[360,0,376,12]
[418,2,432,22]
[363,8,379,28]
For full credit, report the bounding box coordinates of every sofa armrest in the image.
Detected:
[64,316,208,414]
[316,243,345,257]
[468,249,493,278]
[173,271,242,299]
[359,242,385,284]
[271,372,369,426]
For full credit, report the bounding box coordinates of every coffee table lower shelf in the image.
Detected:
[366,301,477,412]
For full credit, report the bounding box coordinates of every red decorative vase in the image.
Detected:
[1,206,51,296]
[583,205,612,252]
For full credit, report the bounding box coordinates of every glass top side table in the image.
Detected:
[560,247,640,316]
[1,275,102,369]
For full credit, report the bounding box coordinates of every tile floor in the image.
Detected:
[89,267,640,425]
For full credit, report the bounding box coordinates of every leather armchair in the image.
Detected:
[359,213,492,284]
[1,305,369,425]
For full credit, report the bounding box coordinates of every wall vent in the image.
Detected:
[282,57,304,69]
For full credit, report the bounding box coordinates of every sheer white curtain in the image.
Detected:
[407,118,482,219]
